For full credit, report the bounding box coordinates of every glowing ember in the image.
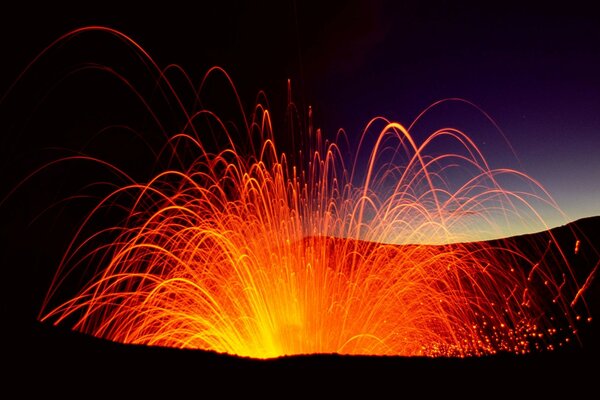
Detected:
[32,28,591,359]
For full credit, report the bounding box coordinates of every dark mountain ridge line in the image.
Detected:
[299,215,600,250]
[21,216,599,366]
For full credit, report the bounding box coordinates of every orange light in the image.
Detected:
[34,27,593,359]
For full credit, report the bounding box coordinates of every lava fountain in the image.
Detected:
[11,27,591,358]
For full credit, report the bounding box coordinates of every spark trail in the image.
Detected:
[12,27,591,359]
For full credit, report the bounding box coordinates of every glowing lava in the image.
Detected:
[28,28,591,358]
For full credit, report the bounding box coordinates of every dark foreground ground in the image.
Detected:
[10,320,599,396]
[5,217,599,394]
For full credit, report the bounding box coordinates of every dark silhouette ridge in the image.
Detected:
[9,216,599,389]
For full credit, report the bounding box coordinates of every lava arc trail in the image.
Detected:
[7,27,592,359]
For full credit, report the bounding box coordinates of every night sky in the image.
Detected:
[1,0,599,229]
[304,1,600,227]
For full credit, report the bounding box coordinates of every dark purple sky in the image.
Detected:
[295,1,600,227]
[2,0,599,227]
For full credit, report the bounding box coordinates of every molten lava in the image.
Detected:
[30,28,591,359]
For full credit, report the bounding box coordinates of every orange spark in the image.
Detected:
[26,27,594,359]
